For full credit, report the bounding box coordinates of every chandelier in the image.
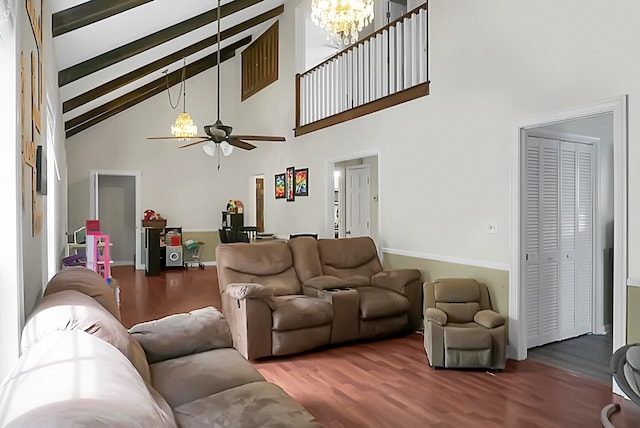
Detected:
[166,59,197,142]
[311,0,374,46]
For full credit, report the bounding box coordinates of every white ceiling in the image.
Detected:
[49,0,285,134]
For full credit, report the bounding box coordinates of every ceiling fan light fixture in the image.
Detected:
[171,112,198,142]
[220,140,234,156]
[203,140,217,157]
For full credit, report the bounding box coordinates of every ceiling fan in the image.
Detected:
[147,0,285,168]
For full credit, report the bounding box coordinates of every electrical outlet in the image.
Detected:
[487,222,498,234]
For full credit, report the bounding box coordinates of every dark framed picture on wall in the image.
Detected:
[294,168,308,196]
[285,166,295,201]
[275,173,285,199]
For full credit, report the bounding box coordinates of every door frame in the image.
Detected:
[509,96,627,362]
[326,149,381,244]
[89,170,143,270]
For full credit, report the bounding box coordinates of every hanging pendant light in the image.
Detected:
[168,59,197,141]
[311,0,374,46]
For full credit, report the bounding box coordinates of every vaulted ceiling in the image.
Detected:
[50,0,285,138]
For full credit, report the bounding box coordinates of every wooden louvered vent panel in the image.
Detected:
[241,21,278,101]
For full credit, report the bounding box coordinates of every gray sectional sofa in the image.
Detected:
[0,267,321,427]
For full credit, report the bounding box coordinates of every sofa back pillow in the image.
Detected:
[21,289,151,384]
[216,241,302,295]
[0,330,176,428]
[287,236,323,282]
[44,266,121,321]
[318,237,383,280]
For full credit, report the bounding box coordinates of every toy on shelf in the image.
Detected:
[142,209,167,228]
[226,200,243,214]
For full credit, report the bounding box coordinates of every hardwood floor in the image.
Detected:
[113,266,640,427]
[528,334,613,385]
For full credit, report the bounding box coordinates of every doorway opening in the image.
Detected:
[90,170,142,270]
[328,152,380,245]
[521,115,614,384]
[509,97,627,379]
[248,174,265,232]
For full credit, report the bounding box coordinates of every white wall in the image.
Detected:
[0,0,22,381]
[67,0,640,278]
[1,0,67,381]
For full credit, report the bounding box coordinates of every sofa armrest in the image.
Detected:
[474,309,505,329]
[424,307,448,326]
[129,306,232,364]
[224,283,274,300]
[371,269,422,294]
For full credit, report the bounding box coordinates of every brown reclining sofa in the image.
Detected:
[216,236,422,360]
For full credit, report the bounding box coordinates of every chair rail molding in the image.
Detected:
[383,248,510,272]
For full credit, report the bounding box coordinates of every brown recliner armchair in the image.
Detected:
[423,278,506,370]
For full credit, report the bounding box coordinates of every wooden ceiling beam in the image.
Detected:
[58,0,264,87]
[53,0,154,37]
[64,37,251,138]
[63,5,284,114]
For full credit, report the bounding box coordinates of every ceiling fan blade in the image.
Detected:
[147,136,208,140]
[178,138,210,148]
[227,137,257,151]
[230,135,286,142]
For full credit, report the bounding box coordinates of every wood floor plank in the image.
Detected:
[112,265,640,427]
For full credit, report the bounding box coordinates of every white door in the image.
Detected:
[524,137,594,348]
[345,165,371,238]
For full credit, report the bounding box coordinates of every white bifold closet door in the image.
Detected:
[524,136,594,349]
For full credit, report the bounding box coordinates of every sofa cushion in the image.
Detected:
[150,348,265,408]
[129,306,232,364]
[271,295,333,331]
[433,278,481,303]
[173,381,322,428]
[318,237,383,279]
[436,302,481,323]
[21,289,151,384]
[216,241,302,295]
[357,286,410,320]
[0,330,176,428]
[287,236,323,282]
[44,266,121,321]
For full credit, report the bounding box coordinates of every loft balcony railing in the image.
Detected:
[295,3,429,137]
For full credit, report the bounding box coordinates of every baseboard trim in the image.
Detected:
[383,248,510,272]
